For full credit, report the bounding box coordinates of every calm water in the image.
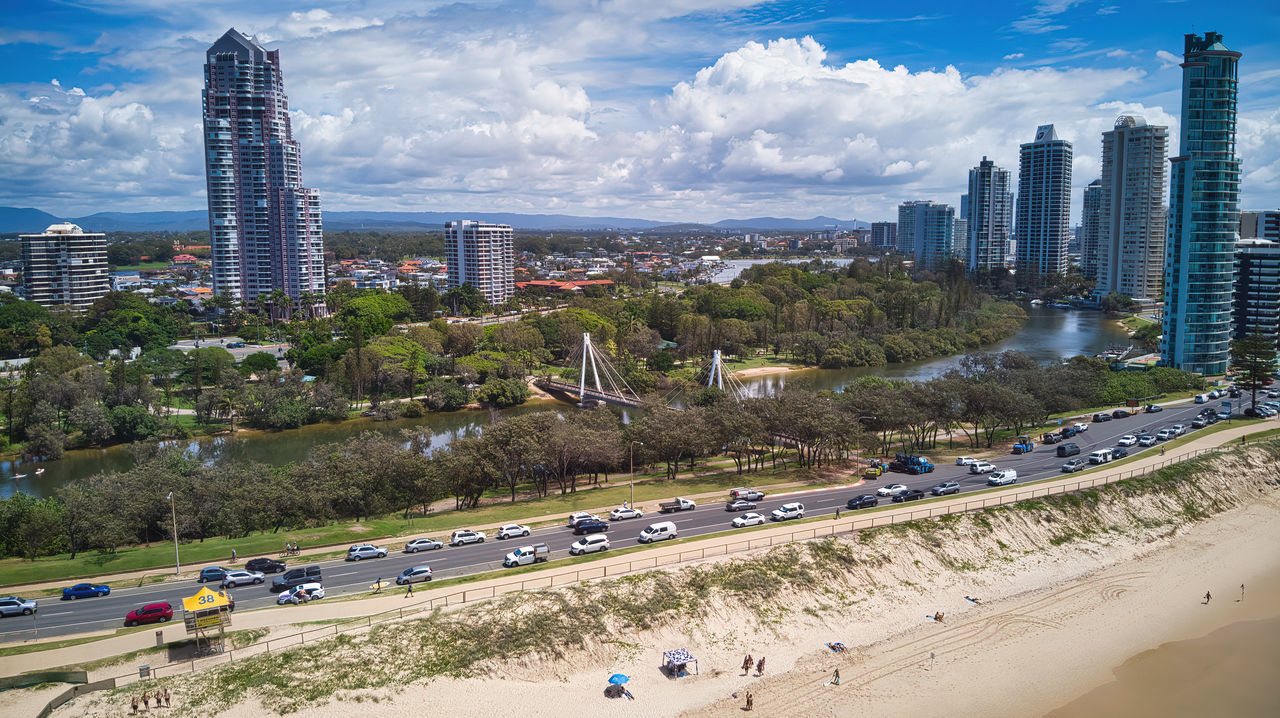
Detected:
[3,306,1128,498]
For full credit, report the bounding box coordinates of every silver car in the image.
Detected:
[219,570,265,588]
[395,565,433,585]
[0,596,37,617]
[404,538,443,553]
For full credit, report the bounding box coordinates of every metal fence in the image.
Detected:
[42,441,1230,711]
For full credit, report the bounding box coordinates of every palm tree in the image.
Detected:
[215,391,240,432]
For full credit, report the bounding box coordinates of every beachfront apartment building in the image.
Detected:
[1079,180,1103,282]
[1015,124,1073,285]
[1097,116,1168,301]
[898,201,956,272]
[965,156,1012,273]
[1232,239,1280,352]
[19,222,110,311]
[444,220,515,305]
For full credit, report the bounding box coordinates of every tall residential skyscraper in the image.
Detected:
[444,220,515,305]
[20,223,109,310]
[1015,124,1073,285]
[897,201,955,271]
[871,221,897,249]
[1096,116,1169,300]
[965,157,1012,273]
[1079,180,1103,282]
[1240,210,1280,240]
[1233,239,1280,352]
[203,28,325,310]
[1162,32,1242,375]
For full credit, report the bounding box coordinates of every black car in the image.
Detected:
[1091,413,1112,422]
[245,558,286,574]
[846,495,879,509]
[270,566,322,592]
[1229,388,1242,398]
[1112,446,1129,459]
[892,489,926,503]
[1056,443,1081,457]
[1111,409,1132,419]
[1040,432,1062,444]
[1145,404,1164,413]
[725,499,757,512]
[1060,426,1080,438]
[572,519,610,535]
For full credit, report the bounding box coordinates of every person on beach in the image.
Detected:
[131,696,139,713]
[745,692,754,711]
[832,668,841,685]
[934,611,945,622]
[1241,583,1245,602]
[164,688,172,707]
[742,654,753,674]
[1204,590,1212,604]
[141,692,150,711]
[756,656,766,676]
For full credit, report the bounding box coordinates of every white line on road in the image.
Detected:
[328,571,356,577]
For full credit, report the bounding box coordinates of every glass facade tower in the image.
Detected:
[965,157,1012,273]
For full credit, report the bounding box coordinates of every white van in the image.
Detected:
[638,521,678,544]
[1088,448,1113,464]
[1194,394,1208,404]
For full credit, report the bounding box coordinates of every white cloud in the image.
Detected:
[1156,50,1181,69]
[1003,52,1026,60]
[1010,0,1086,34]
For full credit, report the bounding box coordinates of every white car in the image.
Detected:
[955,456,977,466]
[449,530,486,546]
[569,535,610,555]
[1138,434,1159,446]
[404,538,443,553]
[609,507,644,521]
[1156,428,1175,440]
[771,503,805,521]
[1072,422,1089,432]
[346,544,388,561]
[396,565,433,584]
[1116,435,1138,447]
[987,470,1018,486]
[732,512,767,528]
[277,582,324,605]
[219,570,264,588]
[876,484,909,497]
[969,461,996,474]
[566,512,597,527]
[1171,424,1187,436]
[496,523,531,540]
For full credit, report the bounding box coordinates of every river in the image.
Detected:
[2,305,1130,499]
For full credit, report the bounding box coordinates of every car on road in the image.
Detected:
[1138,434,1158,446]
[1060,426,1080,438]
[987,470,1018,486]
[863,463,887,478]
[732,512,767,528]
[954,456,977,466]
[1229,387,1242,398]
[567,512,599,527]
[846,495,879,509]
[770,503,805,521]
[395,566,433,585]
[197,567,228,583]
[1056,443,1081,457]
[1117,435,1137,446]
[572,519,610,535]
[609,507,644,521]
[0,597,37,617]
[1061,458,1087,473]
[245,558,286,574]
[1172,424,1188,436]
[404,538,444,553]
[277,582,325,605]
[1156,429,1175,440]
[62,583,110,600]
[271,566,322,592]
[124,602,173,627]
[877,484,909,497]
[346,544,388,561]
[1111,409,1133,419]
[725,499,757,512]
[1191,416,1209,427]
[1208,389,1221,399]
[1072,422,1089,433]
[1040,432,1062,444]
[1216,410,1232,420]
[1145,404,1164,413]
[226,341,246,348]
[219,570,265,588]
[1112,447,1129,459]
[969,461,996,474]
[930,481,960,496]
[496,524,532,540]
[1091,413,1112,422]
[729,488,765,501]
[449,530,486,546]
[638,521,678,543]
[892,489,926,503]
[569,535,611,555]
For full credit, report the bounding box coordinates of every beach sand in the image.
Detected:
[733,365,804,378]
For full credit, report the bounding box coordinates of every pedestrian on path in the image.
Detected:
[1204,590,1212,604]
[231,548,237,563]
[835,508,840,520]
[375,578,383,594]
[745,691,754,711]
[405,581,414,598]
[756,656,766,676]
[742,654,753,675]
[1160,447,1165,456]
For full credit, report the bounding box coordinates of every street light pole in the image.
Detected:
[167,492,180,575]
[629,441,644,508]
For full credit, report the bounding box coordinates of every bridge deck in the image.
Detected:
[535,379,644,408]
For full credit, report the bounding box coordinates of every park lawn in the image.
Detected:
[1120,314,1158,331]
[0,459,838,588]
[109,261,170,272]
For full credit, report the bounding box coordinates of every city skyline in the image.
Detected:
[1,2,1277,223]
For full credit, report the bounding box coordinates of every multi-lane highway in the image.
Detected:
[2,394,1269,643]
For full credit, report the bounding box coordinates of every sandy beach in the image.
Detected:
[733,364,806,378]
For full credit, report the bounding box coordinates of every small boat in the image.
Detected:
[34,468,45,476]
[1029,299,1043,306]
[10,474,26,480]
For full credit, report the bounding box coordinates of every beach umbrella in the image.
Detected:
[608,674,630,685]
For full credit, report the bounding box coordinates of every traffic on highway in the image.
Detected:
[2,391,1273,643]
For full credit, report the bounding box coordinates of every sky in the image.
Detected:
[1,0,1278,223]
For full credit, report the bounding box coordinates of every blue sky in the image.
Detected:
[1,0,1277,222]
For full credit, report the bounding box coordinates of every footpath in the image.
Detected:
[3,417,1272,679]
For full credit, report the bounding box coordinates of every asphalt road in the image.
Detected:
[2,393,1270,643]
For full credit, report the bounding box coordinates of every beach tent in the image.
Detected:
[662,648,699,676]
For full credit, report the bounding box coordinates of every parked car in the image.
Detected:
[732,512,767,528]
[1156,428,1175,440]
[62,583,110,600]
[197,567,228,583]
[1145,404,1164,413]
[1138,434,1159,446]
[930,481,960,496]
[566,512,598,527]
[245,558,286,574]
[572,519,610,535]
[770,502,805,521]
[1040,432,1062,444]
[346,544,388,561]
[609,507,644,521]
[1056,443,1081,457]
[729,488,765,501]
[1061,458,1087,473]
[1117,435,1138,446]
[569,535,611,555]
[449,530,486,546]
[404,538,443,553]
[1229,387,1242,398]
[277,582,325,605]
[226,341,245,348]
[1208,389,1222,399]
[876,484,909,497]
[1088,448,1113,464]
[954,456,977,466]
[1091,413,1112,423]
[1216,410,1232,420]
[395,566,433,585]
[1112,446,1129,459]
[1072,422,1089,433]
[725,499,757,512]
[0,596,37,617]
[1194,393,1209,404]
[124,602,172,627]
[846,495,879,510]
[1111,409,1133,419]
[987,470,1018,486]
[892,489,926,503]
[496,524,531,540]
[969,461,996,474]
[219,570,265,588]
[1192,416,1209,427]
[504,543,550,567]
[638,522,678,543]
[1060,426,1080,438]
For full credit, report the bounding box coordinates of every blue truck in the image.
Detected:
[890,453,935,475]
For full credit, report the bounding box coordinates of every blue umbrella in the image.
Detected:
[608,674,630,685]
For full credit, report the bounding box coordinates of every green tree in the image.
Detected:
[1232,334,1278,408]
[240,351,280,377]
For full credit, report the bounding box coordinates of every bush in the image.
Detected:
[475,378,531,408]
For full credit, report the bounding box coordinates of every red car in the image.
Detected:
[125,602,173,627]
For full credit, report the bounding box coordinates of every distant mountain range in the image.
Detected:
[0,206,868,234]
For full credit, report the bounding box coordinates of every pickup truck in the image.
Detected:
[503,543,549,568]
[658,497,697,513]
[729,488,765,501]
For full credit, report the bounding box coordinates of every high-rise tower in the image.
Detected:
[897,201,955,271]
[444,220,515,305]
[1161,32,1242,374]
[1015,124,1073,285]
[965,157,1012,273]
[1097,116,1168,300]
[203,28,325,310]
[1079,180,1103,282]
